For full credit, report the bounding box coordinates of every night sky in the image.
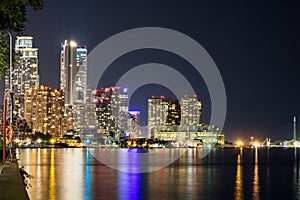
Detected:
[4,1,300,142]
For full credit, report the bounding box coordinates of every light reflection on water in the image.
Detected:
[89,148,186,173]
[234,152,243,200]
[253,148,260,200]
[118,149,142,200]
[85,150,91,200]
[49,149,55,200]
[18,148,300,200]
[294,147,300,199]
[36,149,41,199]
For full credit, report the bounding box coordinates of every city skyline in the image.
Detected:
[3,33,213,139]
[1,2,300,200]
[3,34,215,140]
[0,1,299,141]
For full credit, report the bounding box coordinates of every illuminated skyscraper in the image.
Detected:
[24,86,65,136]
[83,85,98,134]
[164,98,181,126]
[111,87,129,132]
[7,36,39,117]
[9,36,39,93]
[128,110,141,138]
[180,95,201,131]
[148,97,167,138]
[74,45,87,104]
[60,40,87,105]
[60,40,88,134]
[95,87,128,134]
[50,89,65,137]
[147,96,181,138]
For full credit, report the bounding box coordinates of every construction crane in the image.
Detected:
[262,138,271,147]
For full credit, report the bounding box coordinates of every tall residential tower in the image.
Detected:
[147,96,181,138]
[6,36,40,117]
[60,40,88,134]
[60,40,87,105]
[180,95,202,131]
[94,87,129,134]
[24,86,65,136]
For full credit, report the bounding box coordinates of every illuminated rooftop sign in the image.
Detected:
[129,110,140,116]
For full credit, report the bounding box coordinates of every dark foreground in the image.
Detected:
[0,161,29,200]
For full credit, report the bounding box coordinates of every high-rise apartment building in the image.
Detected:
[148,97,168,138]
[74,45,87,104]
[147,96,181,138]
[94,87,128,134]
[148,95,201,137]
[50,89,65,137]
[60,40,87,105]
[64,106,75,133]
[128,110,141,139]
[60,40,88,134]
[72,104,86,133]
[83,85,98,135]
[111,87,129,133]
[24,86,66,137]
[164,98,181,126]
[180,95,202,131]
[8,36,39,93]
[95,88,113,134]
[6,36,40,117]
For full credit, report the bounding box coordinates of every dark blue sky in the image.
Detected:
[11,0,300,141]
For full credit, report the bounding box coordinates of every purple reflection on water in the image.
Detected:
[118,149,142,200]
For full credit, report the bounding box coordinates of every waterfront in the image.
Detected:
[18,147,300,200]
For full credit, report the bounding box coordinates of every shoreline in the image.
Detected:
[13,145,300,149]
[0,154,30,200]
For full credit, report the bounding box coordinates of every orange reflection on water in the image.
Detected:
[36,149,41,199]
[49,149,56,200]
[234,153,243,200]
[253,148,260,200]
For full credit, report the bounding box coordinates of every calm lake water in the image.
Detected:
[18,147,300,200]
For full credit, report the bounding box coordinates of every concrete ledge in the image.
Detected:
[0,161,29,200]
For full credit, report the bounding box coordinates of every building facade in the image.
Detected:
[128,110,141,139]
[148,96,181,138]
[154,130,224,146]
[164,98,181,126]
[60,40,87,105]
[49,89,65,137]
[111,87,129,133]
[180,96,202,131]
[10,36,40,93]
[60,40,75,105]
[6,36,40,118]
[60,40,88,134]
[94,87,129,135]
[74,46,87,103]
[148,97,167,138]
[24,86,67,137]
[83,85,98,135]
